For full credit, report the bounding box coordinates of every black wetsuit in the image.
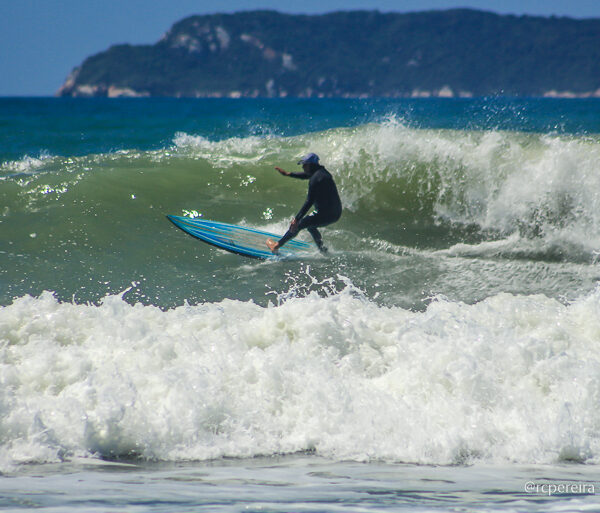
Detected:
[278,166,342,251]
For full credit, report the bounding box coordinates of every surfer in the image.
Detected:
[267,153,342,254]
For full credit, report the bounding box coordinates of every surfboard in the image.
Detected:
[166,215,314,259]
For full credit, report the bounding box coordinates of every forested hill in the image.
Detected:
[57,9,600,98]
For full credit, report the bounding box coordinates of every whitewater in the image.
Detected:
[2,281,600,468]
[1,97,600,511]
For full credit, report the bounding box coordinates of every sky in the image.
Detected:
[1,0,599,96]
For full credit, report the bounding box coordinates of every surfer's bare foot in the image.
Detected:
[266,238,280,253]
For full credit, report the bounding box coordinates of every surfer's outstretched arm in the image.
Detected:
[275,167,309,179]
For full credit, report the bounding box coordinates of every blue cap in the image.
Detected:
[297,153,320,165]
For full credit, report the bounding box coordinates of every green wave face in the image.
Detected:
[2,121,600,307]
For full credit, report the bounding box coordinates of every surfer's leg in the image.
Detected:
[272,212,333,252]
[274,212,319,249]
[307,226,326,252]
[300,213,332,253]
[276,224,299,248]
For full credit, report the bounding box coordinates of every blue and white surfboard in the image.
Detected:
[166,215,314,260]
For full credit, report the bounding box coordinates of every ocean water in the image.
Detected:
[1,97,600,511]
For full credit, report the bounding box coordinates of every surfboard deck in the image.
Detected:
[166,215,314,260]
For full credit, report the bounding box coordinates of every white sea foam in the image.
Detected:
[438,233,596,264]
[2,282,600,471]
[328,122,599,220]
[0,153,55,177]
[172,132,281,167]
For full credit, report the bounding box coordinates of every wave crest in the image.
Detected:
[4,122,600,258]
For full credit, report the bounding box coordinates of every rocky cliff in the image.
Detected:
[57,9,600,98]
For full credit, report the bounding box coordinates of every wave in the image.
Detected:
[2,280,600,471]
[2,120,600,260]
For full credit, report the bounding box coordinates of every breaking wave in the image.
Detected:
[2,279,600,471]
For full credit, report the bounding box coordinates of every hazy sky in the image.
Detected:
[1,0,599,96]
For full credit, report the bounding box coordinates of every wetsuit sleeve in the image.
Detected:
[295,186,314,220]
[288,172,310,179]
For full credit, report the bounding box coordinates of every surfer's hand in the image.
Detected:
[275,167,290,176]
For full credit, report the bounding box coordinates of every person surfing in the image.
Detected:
[267,153,342,254]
